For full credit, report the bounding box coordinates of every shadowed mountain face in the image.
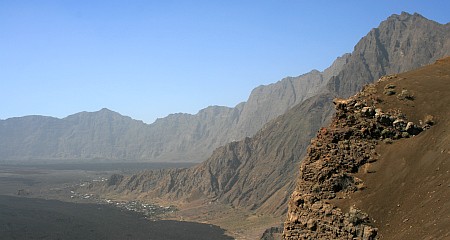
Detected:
[97,12,450,218]
[0,56,348,163]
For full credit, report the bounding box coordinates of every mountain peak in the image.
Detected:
[62,108,129,123]
[387,11,426,22]
[99,107,112,112]
[96,108,121,116]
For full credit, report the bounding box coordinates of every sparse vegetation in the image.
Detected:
[401,132,410,138]
[424,114,435,125]
[378,74,398,82]
[381,129,394,139]
[383,83,397,95]
[397,89,415,100]
[362,84,377,96]
[384,83,396,89]
[383,89,396,95]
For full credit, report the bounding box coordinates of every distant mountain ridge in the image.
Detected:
[89,12,450,221]
[0,50,349,163]
[0,108,148,161]
[327,12,450,98]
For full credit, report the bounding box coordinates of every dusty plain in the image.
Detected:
[0,162,233,240]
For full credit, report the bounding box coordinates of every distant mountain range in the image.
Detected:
[1,13,449,167]
[7,13,448,165]
[87,11,450,221]
[1,35,351,163]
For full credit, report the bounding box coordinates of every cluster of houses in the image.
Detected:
[70,178,177,220]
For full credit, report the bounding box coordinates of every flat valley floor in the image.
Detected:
[0,163,232,240]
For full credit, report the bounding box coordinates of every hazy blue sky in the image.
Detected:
[1,1,449,123]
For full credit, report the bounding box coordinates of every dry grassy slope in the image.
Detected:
[345,57,450,239]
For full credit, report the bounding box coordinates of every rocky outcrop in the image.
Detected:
[260,225,284,240]
[283,74,431,239]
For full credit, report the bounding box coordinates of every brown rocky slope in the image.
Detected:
[283,57,450,239]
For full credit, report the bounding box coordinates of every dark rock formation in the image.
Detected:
[107,174,124,186]
[260,224,284,240]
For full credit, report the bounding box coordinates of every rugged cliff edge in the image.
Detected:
[283,57,450,239]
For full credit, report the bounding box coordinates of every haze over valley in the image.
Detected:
[1,2,450,239]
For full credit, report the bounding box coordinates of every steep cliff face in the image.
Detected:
[98,13,450,218]
[230,54,349,138]
[327,12,450,98]
[284,57,450,239]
